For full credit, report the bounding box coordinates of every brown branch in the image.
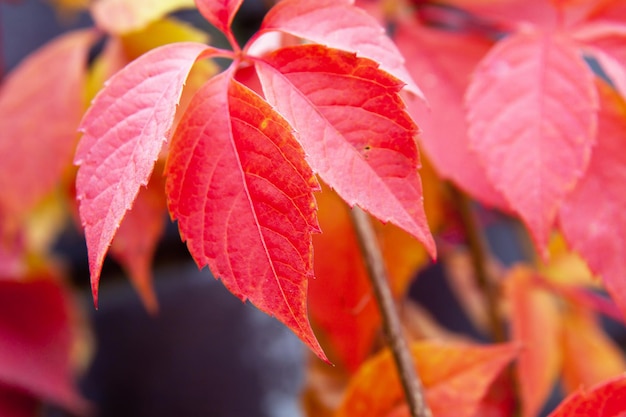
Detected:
[350,206,432,417]
[449,185,506,342]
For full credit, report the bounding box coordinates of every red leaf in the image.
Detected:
[394,19,509,210]
[505,266,561,417]
[0,29,95,229]
[559,81,626,320]
[109,171,167,313]
[165,71,325,360]
[466,28,597,255]
[194,0,243,35]
[548,374,626,417]
[0,278,88,414]
[336,341,518,417]
[0,384,38,417]
[75,42,210,305]
[256,45,435,257]
[257,0,424,98]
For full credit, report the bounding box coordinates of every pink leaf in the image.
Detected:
[559,81,626,320]
[256,45,435,257]
[394,19,509,210]
[0,278,88,414]
[194,0,243,35]
[75,42,210,305]
[572,21,626,100]
[548,374,626,417]
[466,28,597,255]
[165,71,326,360]
[0,29,96,228]
[257,0,424,98]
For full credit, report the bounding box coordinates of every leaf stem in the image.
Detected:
[449,185,506,342]
[350,206,433,417]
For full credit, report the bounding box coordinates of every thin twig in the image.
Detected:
[449,185,506,342]
[350,206,432,417]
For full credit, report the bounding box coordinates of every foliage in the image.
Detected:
[1,0,626,416]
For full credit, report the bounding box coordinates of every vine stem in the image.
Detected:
[448,185,506,342]
[350,206,433,417]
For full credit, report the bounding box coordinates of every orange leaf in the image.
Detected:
[560,306,626,394]
[309,183,428,371]
[505,266,562,417]
[336,341,518,417]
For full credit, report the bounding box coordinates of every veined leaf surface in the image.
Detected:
[466,28,597,254]
[256,45,435,257]
[165,71,325,360]
[75,42,210,305]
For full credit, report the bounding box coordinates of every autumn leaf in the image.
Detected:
[256,44,435,257]
[559,81,626,320]
[165,71,325,360]
[548,374,626,417]
[466,27,598,255]
[394,18,508,211]
[309,182,429,371]
[437,0,597,29]
[505,266,561,417]
[336,341,518,417]
[0,384,38,417]
[75,42,211,305]
[0,277,88,414]
[257,0,424,98]
[90,0,196,34]
[120,17,211,61]
[560,306,626,394]
[195,0,243,35]
[571,22,626,101]
[0,29,96,233]
[109,171,167,313]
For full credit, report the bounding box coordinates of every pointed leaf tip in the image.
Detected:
[75,42,209,300]
[195,0,244,35]
[466,29,597,254]
[166,71,326,361]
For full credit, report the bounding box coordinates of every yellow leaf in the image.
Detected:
[541,234,599,287]
[120,17,209,60]
[91,0,196,34]
[560,306,626,394]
